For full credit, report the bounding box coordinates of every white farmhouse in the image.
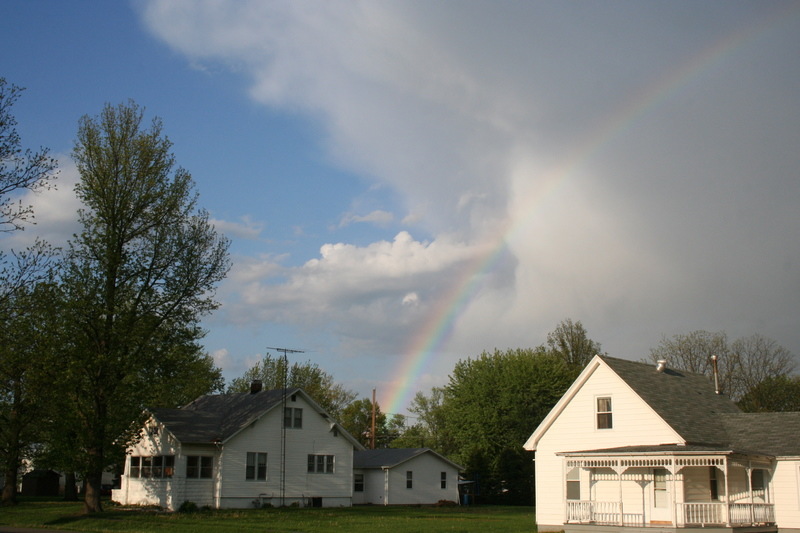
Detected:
[353,448,462,505]
[524,355,800,533]
[112,385,363,510]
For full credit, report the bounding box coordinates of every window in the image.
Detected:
[441,472,447,489]
[354,473,364,492]
[596,397,613,429]
[751,469,765,499]
[307,454,334,473]
[284,407,303,429]
[128,456,174,479]
[246,452,267,481]
[566,467,580,500]
[406,470,413,489]
[709,466,719,500]
[186,455,213,479]
[654,468,668,508]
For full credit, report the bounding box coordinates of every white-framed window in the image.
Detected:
[354,473,364,492]
[284,407,303,429]
[566,467,580,500]
[596,396,613,429]
[307,454,334,473]
[246,452,267,481]
[129,455,174,478]
[406,470,413,489]
[441,472,447,489]
[186,455,213,479]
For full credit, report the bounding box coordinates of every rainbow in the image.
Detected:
[383,5,799,415]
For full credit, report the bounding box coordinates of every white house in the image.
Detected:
[352,448,462,505]
[524,355,800,533]
[112,385,364,510]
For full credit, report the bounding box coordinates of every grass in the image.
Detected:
[0,499,536,532]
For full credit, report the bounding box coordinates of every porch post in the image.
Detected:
[723,457,731,526]
[617,462,623,526]
[670,460,678,527]
[747,460,754,525]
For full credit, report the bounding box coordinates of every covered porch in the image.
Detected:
[560,447,775,530]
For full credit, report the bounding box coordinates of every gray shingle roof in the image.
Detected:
[152,388,297,444]
[354,448,463,470]
[600,356,800,457]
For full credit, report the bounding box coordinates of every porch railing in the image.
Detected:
[568,500,775,527]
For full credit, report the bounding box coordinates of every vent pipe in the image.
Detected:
[656,359,667,373]
[710,355,720,394]
[250,379,263,394]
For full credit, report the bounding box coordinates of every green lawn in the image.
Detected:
[0,500,536,532]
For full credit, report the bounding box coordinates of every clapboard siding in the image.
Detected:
[533,360,681,529]
[772,460,800,528]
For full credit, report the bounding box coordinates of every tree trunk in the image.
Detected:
[63,472,78,501]
[1,468,18,505]
[83,471,103,513]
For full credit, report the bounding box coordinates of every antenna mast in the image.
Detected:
[266,346,305,506]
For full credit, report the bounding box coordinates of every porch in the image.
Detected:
[566,500,775,528]
[560,449,776,530]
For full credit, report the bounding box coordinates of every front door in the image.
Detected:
[650,468,672,524]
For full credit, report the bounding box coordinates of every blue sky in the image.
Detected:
[2,1,799,414]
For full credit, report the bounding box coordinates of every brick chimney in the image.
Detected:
[250,380,263,394]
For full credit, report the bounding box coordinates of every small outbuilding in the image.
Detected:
[353,448,462,505]
[21,469,61,497]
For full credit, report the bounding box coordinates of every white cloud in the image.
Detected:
[210,215,264,240]
[142,1,800,403]
[338,209,394,228]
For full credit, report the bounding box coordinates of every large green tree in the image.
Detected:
[228,354,356,420]
[390,388,455,454]
[443,348,577,504]
[58,101,229,513]
[737,375,800,413]
[0,283,61,504]
[0,78,59,505]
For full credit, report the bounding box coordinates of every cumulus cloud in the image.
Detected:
[140,1,800,400]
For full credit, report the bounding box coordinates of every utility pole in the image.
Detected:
[266,346,304,506]
[371,388,377,449]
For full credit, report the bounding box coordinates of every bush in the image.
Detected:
[178,500,198,513]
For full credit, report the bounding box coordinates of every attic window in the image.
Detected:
[596,397,613,429]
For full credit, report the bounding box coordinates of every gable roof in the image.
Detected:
[354,448,463,471]
[151,387,363,449]
[524,354,800,458]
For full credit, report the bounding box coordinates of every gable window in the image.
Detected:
[285,407,303,429]
[186,455,213,479]
[596,397,613,429]
[566,467,580,500]
[440,472,447,489]
[354,473,364,492]
[128,455,174,478]
[246,452,267,481]
[307,454,334,473]
[406,470,413,489]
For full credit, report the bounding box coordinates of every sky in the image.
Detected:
[2,1,799,416]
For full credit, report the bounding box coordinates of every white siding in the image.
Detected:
[352,469,385,505]
[773,459,800,529]
[383,453,460,505]
[533,361,681,530]
[218,393,354,508]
